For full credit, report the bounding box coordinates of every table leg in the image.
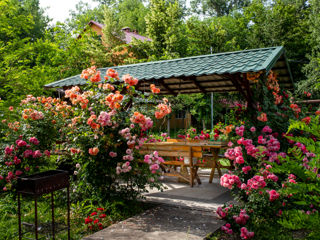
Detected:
[209,163,216,183]
[217,161,222,177]
[209,149,220,183]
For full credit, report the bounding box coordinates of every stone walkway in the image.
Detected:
[83,170,231,240]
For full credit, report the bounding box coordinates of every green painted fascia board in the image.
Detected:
[260,46,284,74]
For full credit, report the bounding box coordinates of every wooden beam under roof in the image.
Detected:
[159,79,176,95]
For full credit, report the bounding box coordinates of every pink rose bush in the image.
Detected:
[0,136,50,191]
[0,66,171,202]
[216,113,320,239]
[60,67,170,200]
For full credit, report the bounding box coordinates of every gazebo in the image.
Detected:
[44,46,293,106]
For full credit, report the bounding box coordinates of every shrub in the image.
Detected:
[0,66,170,203]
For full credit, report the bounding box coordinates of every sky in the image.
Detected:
[39,0,99,23]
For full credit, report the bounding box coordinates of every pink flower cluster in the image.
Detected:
[283,174,297,187]
[116,161,132,175]
[109,151,117,158]
[258,135,266,144]
[236,125,245,136]
[242,166,252,174]
[5,146,14,155]
[16,139,27,147]
[233,209,250,225]
[119,128,131,139]
[266,173,278,182]
[266,136,280,152]
[20,95,36,105]
[122,148,134,161]
[262,126,272,133]
[141,117,153,131]
[268,190,280,201]
[220,174,242,189]
[246,175,266,190]
[97,111,112,127]
[216,206,231,218]
[119,128,136,147]
[295,142,308,154]
[143,151,164,174]
[242,139,259,158]
[2,137,51,191]
[221,223,233,234]
[240,227,254,239]
[224,146,244,164]
[29,110,44,120]
[29,137,39,145]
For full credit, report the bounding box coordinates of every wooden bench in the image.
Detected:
[139,141,203,187]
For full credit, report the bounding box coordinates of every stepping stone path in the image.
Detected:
[83,170,231,240]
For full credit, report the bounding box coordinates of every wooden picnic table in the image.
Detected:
[140,140,228,187]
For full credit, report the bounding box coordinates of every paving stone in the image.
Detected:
[83,205,223,240]
[83,170,231,240]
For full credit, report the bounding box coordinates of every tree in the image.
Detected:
[131,0,187,60]
[117,0,148,34]
[20,0,50,39]
[0,0,94,106]
[0,0,50,104]
[243,0,311,82]
[64,1,104,33]
[190,0,251,16]
[186,14,249,56]
[298,0,320,95]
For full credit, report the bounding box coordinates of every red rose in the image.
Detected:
[91,212,97,216]
[85,217,93,224]
[302,116,311,125]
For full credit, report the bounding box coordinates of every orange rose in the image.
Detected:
[89,147,99,156]
[150,84,160,94]
[122,74,138,86]
[106,69,119,79]
[257,113,267,122]
[90,71,101,83]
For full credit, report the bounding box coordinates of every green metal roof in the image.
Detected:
[45,46,293,94]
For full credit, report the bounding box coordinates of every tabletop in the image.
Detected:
[142,141,227,148]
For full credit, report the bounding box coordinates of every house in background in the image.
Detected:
[81,20,151,44]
